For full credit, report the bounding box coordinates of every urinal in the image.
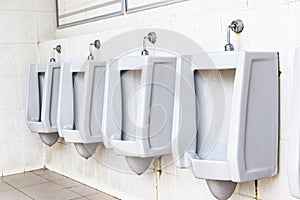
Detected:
[172,51,278,200]
[102,56,177,175]
[288,47,300,198]
[57,60,106,159]
[26,62,64,146]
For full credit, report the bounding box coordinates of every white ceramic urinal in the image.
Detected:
[288,48,300,198]
[172,51,278,200]
[57,61,106,159]
[103,56,177,175]
[26,62,64,146]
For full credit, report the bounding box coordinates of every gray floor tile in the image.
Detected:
[19,182,64,195]
[32,169,51,175]
[34,189,80,200]
[68,184,98,196]
[4,172,48,188]
[0,190,33,200]
[20,182,80,200]
[39,172,64,181]
[0,182,14,192]
[53,177,81,188]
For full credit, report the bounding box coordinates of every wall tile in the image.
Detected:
[36,12,56,42]
[0,0,54,177]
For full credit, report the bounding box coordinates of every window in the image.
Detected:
[56,0,124,28]
[56,0,184,28]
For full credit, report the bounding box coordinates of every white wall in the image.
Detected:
[0,0,56,176]
[38,0,300,199]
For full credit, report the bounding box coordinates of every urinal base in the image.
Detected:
[206,180,237,200]
[125,156,153,175]
[74,143,99,159]
[39,132,59,146]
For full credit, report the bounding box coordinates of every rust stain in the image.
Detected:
[237,33,241,50]
[255,180,259,200]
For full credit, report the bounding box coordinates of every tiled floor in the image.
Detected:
[0,169,118,200]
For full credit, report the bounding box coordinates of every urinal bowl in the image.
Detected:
[172,52,278,200]
[103,56,177,174]
[26,63,62,146]
[57,61,106,158]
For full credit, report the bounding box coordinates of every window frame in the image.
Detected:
[56,0,185,29]
[125,0,183,14]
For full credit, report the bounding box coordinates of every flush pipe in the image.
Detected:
[206,19,244,200]
[49,45,62,62]
[141,32,157,56]
[88,39,101,60]
[224,19,244,51]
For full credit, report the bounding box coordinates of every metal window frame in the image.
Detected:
[56,0,124,29]
[56,0,186,29]
[125,0,185,14]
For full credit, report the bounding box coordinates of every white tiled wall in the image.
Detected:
[0,0,56,176]
[27,0,300,199]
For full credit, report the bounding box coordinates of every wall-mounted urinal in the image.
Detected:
[172,20,279,200]
[103,55,177,175]
[173,51,279,199]
[288,47,300,198]
[57,40,106,159]
[26,45,63,146]
[102,32,177,174]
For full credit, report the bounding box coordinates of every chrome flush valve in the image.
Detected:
[50,45,62,62]
[224,19,244,51]
[141,32,157,56]
[88,40,101,60]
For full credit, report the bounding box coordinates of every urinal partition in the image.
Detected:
[102,56,177,174]
[26,62,63,146]
[172,51,278,182]
[57,61,106,158]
